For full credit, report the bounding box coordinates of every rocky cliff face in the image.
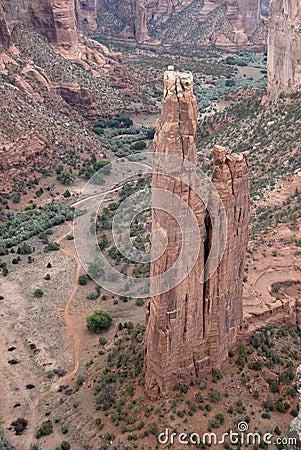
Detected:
[267,0,301,98]
[144,0,193,26]
[80,0,98,30]
[0,0,81,52]
[144,68,250,399]
[96,0,264,48]
[0,0,114,63]
[97,0,148,43]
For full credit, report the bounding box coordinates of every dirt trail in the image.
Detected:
[24,221,83,448]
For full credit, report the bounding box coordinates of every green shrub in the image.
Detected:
[248,361,262,371]
[225,79,235,87]
[146,128,155,139]
[12,194,21,204]
[99,336,107,345]
[17,243,33,255]
[211,387,221,402]
[263,396,274,412]
[45,242,60,252]
[61,442,71,450]
[87,259,104,278]
[149,421,158,435]
[213,369,223,382]
[277,399,290,413]
[78,275,88,285]
[87,291,100,300]
[86,308,113,333]
[34,289,44,298]
[57,170,74,185]
[36,421,53,438]
[132,140,147,150]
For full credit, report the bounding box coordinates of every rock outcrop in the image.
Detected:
[267,0,301,98]
[144,68,250,399]
[55,82,93,106]
[0,0,114,65]
[0,0,81,52]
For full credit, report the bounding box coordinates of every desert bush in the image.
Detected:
[86,309,113,333]
[33,289,44,298]
[36,421,53,438]
[78,275,88,285]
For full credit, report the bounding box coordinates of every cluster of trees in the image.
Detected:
[225,56,248,67]
[93,114,133,134]
[0,203,74,251]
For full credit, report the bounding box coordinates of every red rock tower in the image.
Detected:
[144,67,250,399]
[144,67,206,400]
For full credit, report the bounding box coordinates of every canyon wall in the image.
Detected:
[228,0,261,35]
[0,0,114,64]
[267,0,301,97]
[144,68,250,400]
[96,0,263,47]
[0,0,81,52]
[199,0,261,35]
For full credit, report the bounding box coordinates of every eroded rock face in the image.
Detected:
[0,0,113,64]
[226,0,261,35]
[98,0,148,43]
[0,0,80,49]
[55,82,93,106]
[144,68,250,399]
[30,0,81,57]
[145,67,206,400]
[267,0,301,97]
[0,17,10,47]
[80,0,98,30]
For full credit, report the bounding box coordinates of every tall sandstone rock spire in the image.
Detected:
[205,145,250,366]
[144,68,250,400]
[144,67,206,400]
[267,0,301,97]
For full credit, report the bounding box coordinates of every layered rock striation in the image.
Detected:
[144,68,250,399]
[267,0,301,98]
